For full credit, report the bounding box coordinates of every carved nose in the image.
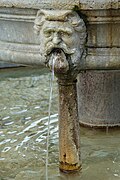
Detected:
[52,34,61,45]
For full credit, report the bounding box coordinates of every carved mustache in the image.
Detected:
[45,42,75,55]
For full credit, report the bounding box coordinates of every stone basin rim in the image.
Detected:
[0,0,119,10]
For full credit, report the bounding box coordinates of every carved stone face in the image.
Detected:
[34,10,86,79]
[40,21,80,57]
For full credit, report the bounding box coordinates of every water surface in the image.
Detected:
[0,67,120,180]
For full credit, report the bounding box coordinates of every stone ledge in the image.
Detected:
[0,41,42,66]
[79,0,119,10]
[0,0,119,10]
[80,48,120,70]
[0,0,79,10]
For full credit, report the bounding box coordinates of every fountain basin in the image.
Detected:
[0,0,120,127]
[0,67,120,179]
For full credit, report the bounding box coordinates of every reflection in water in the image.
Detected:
[0,67,120,180]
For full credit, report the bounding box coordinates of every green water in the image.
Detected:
[0,67,120,180]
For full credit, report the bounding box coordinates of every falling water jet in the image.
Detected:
[46,57,55,180]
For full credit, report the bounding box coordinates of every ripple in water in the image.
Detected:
[0,68,120,180]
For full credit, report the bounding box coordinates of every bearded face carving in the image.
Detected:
[34,10,86,79]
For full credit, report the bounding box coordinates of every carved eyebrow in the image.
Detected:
[43,27,72,34]
[43,27,55,33]
[62,28,73,34]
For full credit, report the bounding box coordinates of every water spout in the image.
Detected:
[48,49,69,76]
[48,48,81,172]
[34,9,86,173]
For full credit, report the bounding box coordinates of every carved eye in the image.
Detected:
[60,31,71,38]
[59,31,64,36]
[44,30,52,38]
[66,32,71,37]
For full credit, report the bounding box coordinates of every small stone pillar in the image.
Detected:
[58,79,81,172]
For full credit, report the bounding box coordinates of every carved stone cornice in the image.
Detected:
[0,41,42,66]
[0,7,36,22]
[0,0,119,10]
[0,0,79,10]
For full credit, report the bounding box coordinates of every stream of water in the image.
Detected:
[46,57,55,180]
[0,67,120,180]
